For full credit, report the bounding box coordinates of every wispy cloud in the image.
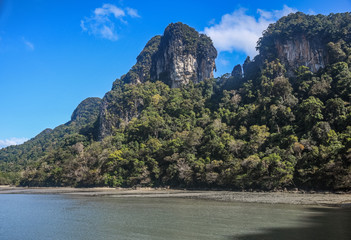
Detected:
[94,4,125,18]
[126,7,140,18]
[218,57,230,66]
[0,137,28,149]
[81,4,140,41]
[22,37,34,50]
[204,5,297,58]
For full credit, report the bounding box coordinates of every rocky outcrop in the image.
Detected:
[121,22,217,88]
[274,35,328,75]
[97,95,116,140]
[151,23,217,88]
[256,12,351,76]
[231,64,242,78]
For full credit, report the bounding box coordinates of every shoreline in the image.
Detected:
[1,186,350,207]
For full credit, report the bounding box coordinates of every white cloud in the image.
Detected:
[218,57,230,66]
[101,25,117,40]
[22,37,34,50]
[80,20,87,31]
[81,4,140,41]
[204,5,297,58]
[95,4,125,18]
[0,137,28,149]
[126,7,140,18]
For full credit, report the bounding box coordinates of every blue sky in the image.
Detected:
[0,0,350,148]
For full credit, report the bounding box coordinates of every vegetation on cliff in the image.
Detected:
[121,36,161,84]
[0,13,350,190]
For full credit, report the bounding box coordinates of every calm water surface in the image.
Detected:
[0,194,350,240]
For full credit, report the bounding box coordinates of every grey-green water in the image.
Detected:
[0,194,350,240]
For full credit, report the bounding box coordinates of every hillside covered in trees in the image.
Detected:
[1,12,351,191]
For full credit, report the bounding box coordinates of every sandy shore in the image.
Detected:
[1,186,350,207]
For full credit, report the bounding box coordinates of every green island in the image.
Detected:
[1,12,351,192]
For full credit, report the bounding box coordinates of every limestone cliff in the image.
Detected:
[257,12,351,76]
[258,33,329,76]
[121,22,217,88]
[150,22,217,88]
[274,35,328,75]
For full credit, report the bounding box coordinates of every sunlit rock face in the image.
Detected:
[275,35,328,75]
[122,22,217,88]
[151,22,217,88]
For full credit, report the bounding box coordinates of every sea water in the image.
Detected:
[0,194,350,240]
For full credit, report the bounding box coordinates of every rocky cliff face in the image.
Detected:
[121,22,217,88]
[274,35,328,75]
[97,95,116,140]
[257,12,351,76]
[151,23,217,88]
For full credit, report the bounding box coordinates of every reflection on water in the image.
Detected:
[0,194,350,240]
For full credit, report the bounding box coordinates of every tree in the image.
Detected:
[298,97,324,129]
[248,125,270,153]
[332,62,351,101]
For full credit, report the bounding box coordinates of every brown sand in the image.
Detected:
[1,186,350,207]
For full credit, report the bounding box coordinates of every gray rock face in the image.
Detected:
[275,35,327,75]
[98,98,113,140]
[151,23,217,88]
[121,22,217,88]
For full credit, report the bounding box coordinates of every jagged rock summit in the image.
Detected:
[121,22,217,88]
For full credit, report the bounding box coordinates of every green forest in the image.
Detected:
[1,12,351,191]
